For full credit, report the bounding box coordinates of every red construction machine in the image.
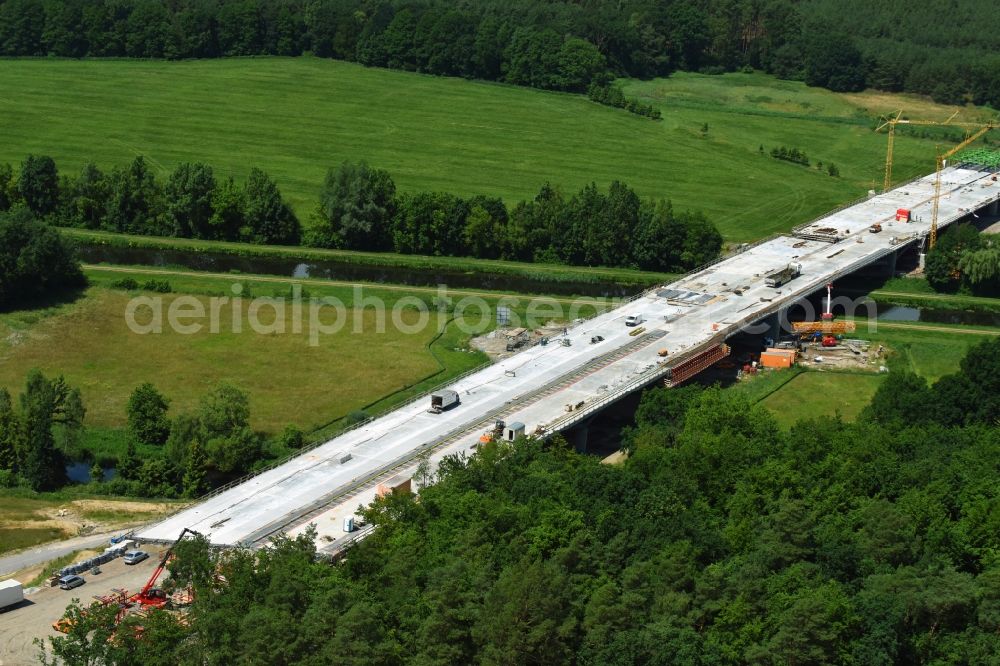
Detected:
[130,527,202,608]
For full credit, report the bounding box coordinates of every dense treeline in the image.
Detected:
[3,154,722,271]
[0,209,84,311]
[308,161,722,271]
[804,0,1000,105]
[0,0,998,106]
[0,373,305,497]
[0,155,301,245]
[46,339,1000,664]
[926,223,1000,296]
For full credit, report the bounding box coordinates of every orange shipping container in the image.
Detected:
[760,349,795,369]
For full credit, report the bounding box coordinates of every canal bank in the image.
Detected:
[64,229,672,297]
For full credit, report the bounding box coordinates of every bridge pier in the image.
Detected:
[565,416,595,453]
[989,199,999,216]
[760,311,783,344]
[884,249,898,277]
[858,247,899,278]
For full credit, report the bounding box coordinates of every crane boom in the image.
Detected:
[930,123,995,248]
[875,110,987,191]
[133,527,203,606]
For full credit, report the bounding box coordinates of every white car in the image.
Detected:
[123,550,149,565]
[58,575,85,590]
[624,314,644,327]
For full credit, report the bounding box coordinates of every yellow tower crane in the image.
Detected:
[929,123,995,248]
[874,110,982,191]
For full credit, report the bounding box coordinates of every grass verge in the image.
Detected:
[26,551,80,587]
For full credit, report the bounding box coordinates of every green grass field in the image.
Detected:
[0,285,456,433]
[0,267,603,435]
[0,58,979,242]
[759,371,884,429]
[869,322,998,381]
[860,277,1000,313]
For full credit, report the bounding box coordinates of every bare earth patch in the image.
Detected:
[0,496,184,557]
[470,323,568,362]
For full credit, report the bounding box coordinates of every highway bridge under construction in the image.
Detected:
[140,164,1000,550]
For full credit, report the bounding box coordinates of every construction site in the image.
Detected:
[4,119,999,658]
[132,157,1000,553]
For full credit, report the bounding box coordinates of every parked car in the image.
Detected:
[58,575,85,590]
[123,550,149,565]
[624,314,644,327]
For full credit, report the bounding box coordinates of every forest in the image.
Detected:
[1,0,998,106]
[1,156,722,271]
[44,339,1000,665]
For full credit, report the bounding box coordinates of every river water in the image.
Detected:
[77,244,642,298]
[65,462,117,483]
[877,304,1000,327]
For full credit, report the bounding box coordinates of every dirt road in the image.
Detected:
[0,546,165,666]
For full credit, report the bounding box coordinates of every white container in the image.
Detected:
[0,579,24,610]
[343,517,355,533]
[503,422,526,442]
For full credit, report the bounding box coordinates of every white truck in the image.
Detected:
[428,390,460,414]
[624,314,644,327]
[0,579,24,611]
[764,262,802,288]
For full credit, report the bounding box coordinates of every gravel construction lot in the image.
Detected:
[0,546,166,666]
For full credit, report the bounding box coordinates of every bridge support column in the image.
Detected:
[884,249,898,277]
[989,199,999,216]
[761,311,783,345]
[565,416,595,454]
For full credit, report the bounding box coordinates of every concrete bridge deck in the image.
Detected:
[139,165,1000,548]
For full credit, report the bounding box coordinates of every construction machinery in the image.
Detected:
[479,420,505,445]
[764,262,802,288]
[930,122,995,248]
[875,111,997,249]
[821,283,834,321]
[875,111,991,191]
[131,528,202,608]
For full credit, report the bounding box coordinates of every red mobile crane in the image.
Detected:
[130,527,203,608]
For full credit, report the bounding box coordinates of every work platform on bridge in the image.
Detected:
[139,165,1000,548]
